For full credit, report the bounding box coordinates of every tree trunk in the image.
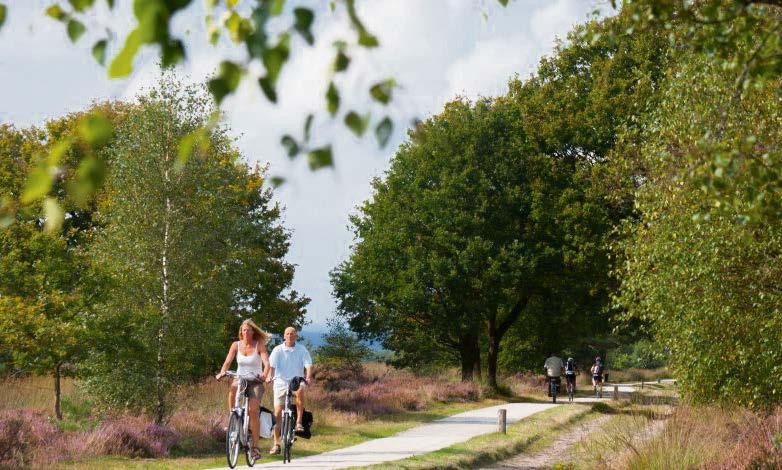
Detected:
[54,363,62,420]
[155,140,172,426]
[485,297,530,393]
[473,344,482,382]
[487,316,499,391]
[458,333,480,381]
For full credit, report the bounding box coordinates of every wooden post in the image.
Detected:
[641,380,644,389]
[613,385,619,400]
[498,409,507,434]
[657,378,661,384]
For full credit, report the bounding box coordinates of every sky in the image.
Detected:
[0,0,609,329]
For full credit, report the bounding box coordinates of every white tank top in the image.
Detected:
[236,341,262,377]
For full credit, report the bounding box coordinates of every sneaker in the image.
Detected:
[269,444,281,455]
[295,423,305,433]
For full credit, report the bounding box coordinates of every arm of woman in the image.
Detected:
[216,342,238,380]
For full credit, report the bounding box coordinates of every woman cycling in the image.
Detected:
[216,319,271,460]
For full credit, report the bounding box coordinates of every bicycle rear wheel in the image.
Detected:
[226,412,241,469]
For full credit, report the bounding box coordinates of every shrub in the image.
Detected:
[0,410,59,466]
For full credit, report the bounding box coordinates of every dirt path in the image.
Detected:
[481,414,613,469]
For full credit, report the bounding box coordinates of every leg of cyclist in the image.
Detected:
[294,387,306,431]
[270,385,284,454]
[228,380,238,412]
[248,395,261,456]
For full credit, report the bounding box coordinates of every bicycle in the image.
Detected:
[548,376,560,403]
[222,370,263,468]
[273,376,307,464]
[565,374,575,402]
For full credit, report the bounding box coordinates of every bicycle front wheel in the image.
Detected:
[282,415,293,463]
[226,412,241,469]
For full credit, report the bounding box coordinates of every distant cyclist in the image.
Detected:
[564,357,578,394]
[591,356,604,398]
[543,353,564,397]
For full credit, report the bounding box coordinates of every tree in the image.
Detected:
[614,47,782,408]
[83,78,308,423]
[315,318,371,370]
[332,96,614,389]
[0,110,126,419]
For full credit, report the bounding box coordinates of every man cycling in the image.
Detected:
[265,327,313,455]
[543,352,564,397]
[564,357,577,394]
[591,356,604,398]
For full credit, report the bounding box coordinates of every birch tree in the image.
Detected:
[85,78,307,423]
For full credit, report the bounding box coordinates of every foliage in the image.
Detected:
[314,319,371,370]
[332,95,615,389]
[81,77,308,422]
[610,339,666,370]
[0,111,127,418]
[614,48,782,407]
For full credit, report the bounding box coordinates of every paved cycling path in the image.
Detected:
[216,380,672,469]
[228,402,558,469]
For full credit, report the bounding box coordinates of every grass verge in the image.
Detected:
[361,402,620,470]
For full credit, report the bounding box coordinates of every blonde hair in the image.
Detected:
[238,319,271,344]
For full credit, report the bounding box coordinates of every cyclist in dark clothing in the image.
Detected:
[564,357,577,392]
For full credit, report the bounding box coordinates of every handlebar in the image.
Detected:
[216,370,263,381]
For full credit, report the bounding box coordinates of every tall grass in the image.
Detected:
[572,403,782,469]
[0,363,482,467]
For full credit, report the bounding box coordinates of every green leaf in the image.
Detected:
[0,4,7,30]
[344,111,369,137]
[498,0,509,6]
[162,39,185,67]
[92,39,108,65]
[333,50,350,72]
[262,33,290,82]
[224,10,252,43]
[67,18,86,43]
[70,155,107,206]
[208,61,243,104]
[21,140,71,204]
[375,117,393,148]
[109,28,142,77]
[259,76,277,103]
[293,8,314,45]
[106,0,114,8]
[326,82,339,116]
[46,5,67,21]
[370,79,395,105]
[245,6,269,59]
[307,145,333,170]
[270,176,285,187]
[358,30,379,48]
[270,0,285,15]
[43,197,64,234]
[68,0,95,12]
[79,113,113,147]
[345,0,379,48]
[258,33,290,102]
[304,114,314,142]
[281,135,299,158]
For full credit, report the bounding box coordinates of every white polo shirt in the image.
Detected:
[269,342,312,387]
